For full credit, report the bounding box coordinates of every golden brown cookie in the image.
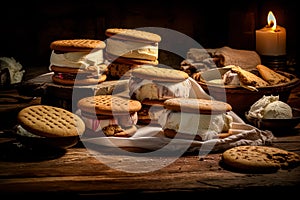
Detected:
[77,95,142,137]
[49,39,107,86]
[17,105,85,138]
[221,145,300,173]
[77,95,142,115]
[231,65,269,87]
[163,98,232,114]
[50,39,106,52]
[131,65,189,82]
[105,28,161,43]
[256,64,290,85]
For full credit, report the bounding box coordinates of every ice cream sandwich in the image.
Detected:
[77,95,142,137]
[49,39,108,85]
[15,105,85,149]
[159,98,233,141]
[128,65,191,125]
[104,28,161,79]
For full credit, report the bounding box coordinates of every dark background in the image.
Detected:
[0,0,297,74]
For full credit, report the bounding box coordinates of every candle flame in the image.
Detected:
[267,11,277,30]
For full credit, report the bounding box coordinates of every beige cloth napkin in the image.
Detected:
[186,46,261,71]
[208,46,261,71]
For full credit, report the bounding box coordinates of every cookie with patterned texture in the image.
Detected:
[163,97,232,114]
[221,145,300,173]
[105,28,161,43]
[17,105,85,138]
[131,65,189,82]
[50,39,106,52]
[77,95,142,137]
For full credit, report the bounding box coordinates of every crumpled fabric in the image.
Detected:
[0,57,25,84]
[189,122,274,153]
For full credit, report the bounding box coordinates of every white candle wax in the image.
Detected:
[256,25,286,56]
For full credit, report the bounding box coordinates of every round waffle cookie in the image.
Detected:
[17,105,85,138]
[221,145,300,173]
[163,98,232,114]
[105,28,161,43]
[131,65,189,82]
[50,39,106,52]
[77,95,142,115]
[77,95,142,137]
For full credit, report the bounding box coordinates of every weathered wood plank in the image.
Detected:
[0,139,299,195]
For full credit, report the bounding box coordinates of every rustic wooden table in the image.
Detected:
[0,69,300,198]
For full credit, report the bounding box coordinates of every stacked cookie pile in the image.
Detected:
[48,28,162,84]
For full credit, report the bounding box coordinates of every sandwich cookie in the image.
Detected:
[77,95,142,137]
[128,65,191,125]
[15,105,85,149]
[159,98,233,141]
[104,28,161,80]
[105,28,161,61]
[49,39,108,85]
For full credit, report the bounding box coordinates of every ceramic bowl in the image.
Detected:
[245,108,300,134]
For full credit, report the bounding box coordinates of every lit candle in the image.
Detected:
[255,11,286,56]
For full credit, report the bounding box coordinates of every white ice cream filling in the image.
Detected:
[15,125,44,138]
[106,38,158,60]
[49,48,104,69]
[158,110,233,141]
